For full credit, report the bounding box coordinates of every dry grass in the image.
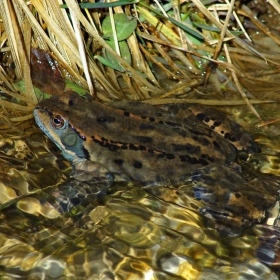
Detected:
[0,0,280,122]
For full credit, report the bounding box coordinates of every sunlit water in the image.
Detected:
[0,106,280,279]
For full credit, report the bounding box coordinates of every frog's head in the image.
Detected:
[34,98,88,164]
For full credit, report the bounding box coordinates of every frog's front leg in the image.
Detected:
[72,158,114,186]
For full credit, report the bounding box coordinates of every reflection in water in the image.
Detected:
[0,124,279,279]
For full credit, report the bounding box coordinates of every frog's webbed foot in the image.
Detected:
[73,160,114,186]
[191,164,280,236]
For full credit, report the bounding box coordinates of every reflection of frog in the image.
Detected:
[34,91,280,235]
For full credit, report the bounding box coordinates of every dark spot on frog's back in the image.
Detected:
[172,143,201,154]
[179,154,208,165]
[213,121,222,127]
[213,140,221,149]
[139,145,147,151]
[196,112,206,121]
[198,137,210,147]
[166,153,175,159]
[114,159,124,165]
[97,116,116,123]
[129,144,138,150]
[185,144,201,154]
[134,161,143,168]
[224,132,236,142]
[121,144,128,149]
[64,91,81,106]
[68,96,76,106]
[235,192,242,199]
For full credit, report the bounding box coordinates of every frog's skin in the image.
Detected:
[34,91,280,236]
[33,91,257,185]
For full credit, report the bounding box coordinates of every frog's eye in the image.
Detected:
[52,115,65,129]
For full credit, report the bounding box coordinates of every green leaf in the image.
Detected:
[138,2,204,40]
[65,80,88,95]
[60,0,139,9]
[106,40,131,64]
[102,14,137,41]
[192,22,221,32]
[94,40,131,72]
[94,55,125,72]
[16,80,49,100]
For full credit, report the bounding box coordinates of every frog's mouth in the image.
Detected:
[34,108,51,135]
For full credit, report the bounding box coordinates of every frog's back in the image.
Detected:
[37,92,237,185]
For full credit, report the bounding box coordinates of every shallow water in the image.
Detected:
[0,105,280,279]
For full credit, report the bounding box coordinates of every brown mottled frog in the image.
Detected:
[34,91,280,236]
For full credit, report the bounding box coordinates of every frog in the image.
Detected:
[34,91,280,236]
